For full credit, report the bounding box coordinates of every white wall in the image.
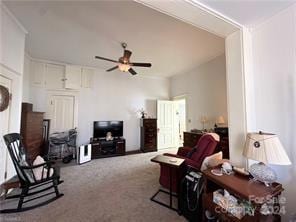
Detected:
[78,70,169,150]
[170,54,227,130]
[22,54,30,102]
[0,3,26,181]
[250,4,296,219]
[25,59,170,151]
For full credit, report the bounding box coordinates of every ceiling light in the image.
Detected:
[118,63,130,72]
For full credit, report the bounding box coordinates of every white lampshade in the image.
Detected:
[216,116,225,124]
[243,132,291,165]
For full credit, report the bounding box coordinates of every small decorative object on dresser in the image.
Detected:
[140,118,157,152]
[243,131,291,186]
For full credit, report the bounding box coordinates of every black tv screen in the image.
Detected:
[93,121,123,138]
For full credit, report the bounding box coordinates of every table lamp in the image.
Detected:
[215,116,225,128]
[200,115,208,130]
[243,131,291,186]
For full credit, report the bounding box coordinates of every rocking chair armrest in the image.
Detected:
[21,161,52,170]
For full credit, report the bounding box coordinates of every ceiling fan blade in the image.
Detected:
[129,68,137,75]
[106,66,118,72]
[95,56,118,63]
[123,50,132,60]
[130,62,152,67]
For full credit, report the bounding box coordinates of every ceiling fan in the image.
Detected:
[95,43,152,75]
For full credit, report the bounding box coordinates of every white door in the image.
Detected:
[31,60,46,87]
[157,100,175,149]
[65,65,81,90]
[47,95,75,133]
[0,75,12,184]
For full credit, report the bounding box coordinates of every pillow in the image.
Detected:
[201,151,223,171]
[32,156,54,181]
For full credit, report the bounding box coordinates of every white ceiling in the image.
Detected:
[196,0,296,27]
[4,1,225,78]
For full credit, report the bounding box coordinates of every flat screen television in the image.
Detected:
[93,121,123,138]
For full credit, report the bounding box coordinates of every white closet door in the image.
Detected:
[45,64,65,90]
[81,68,94,88]
[65,65,81,90]
[157,100,175,149]
[47,95,75,133]
[0,75,12,183]
[31,60,45,87]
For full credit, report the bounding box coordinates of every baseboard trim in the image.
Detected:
[125,150,142,155]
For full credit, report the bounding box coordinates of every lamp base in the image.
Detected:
[249,162,277,186]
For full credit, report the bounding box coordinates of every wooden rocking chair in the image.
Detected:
[1,133,64,213]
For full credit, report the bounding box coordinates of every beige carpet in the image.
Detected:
[1,149,186,222]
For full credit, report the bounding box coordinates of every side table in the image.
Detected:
[151,154,185,212]
[202,168,284,221]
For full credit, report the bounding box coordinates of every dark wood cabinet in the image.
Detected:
[214,127,229,159]
[90,138,125,159]
[183,131,203,147]
[140,118,157,152]
[183,131,229,158]
[20,103,44,162]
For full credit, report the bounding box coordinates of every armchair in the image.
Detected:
[159,134,219,193]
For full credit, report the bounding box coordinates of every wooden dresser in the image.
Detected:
[20,103,44,162]
[183,131,229,158]
[183,131,203,147]
[140,118,157,152]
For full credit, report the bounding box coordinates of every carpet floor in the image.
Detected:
[1,149,186,222]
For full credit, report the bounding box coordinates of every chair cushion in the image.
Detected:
[33,156,54,181]
[200,151,223,171]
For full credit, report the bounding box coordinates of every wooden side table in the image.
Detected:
[151,155,185,213]
[202,168,284,222]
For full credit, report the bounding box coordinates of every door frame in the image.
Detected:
[45,90,79,132]
[172,94,188,132]
[172,95,187,147]
[0,74,12,183]
[0,64,22,181]
[137,0,250,166]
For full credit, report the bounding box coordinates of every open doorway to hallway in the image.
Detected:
[173,96,186,147]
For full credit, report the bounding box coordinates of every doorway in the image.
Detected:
[141,1,247,166]
[173,96,186,147]
[46,93,77,133]
[0,75,12,184]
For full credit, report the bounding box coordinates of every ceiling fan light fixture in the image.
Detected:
[118,63,130,72]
